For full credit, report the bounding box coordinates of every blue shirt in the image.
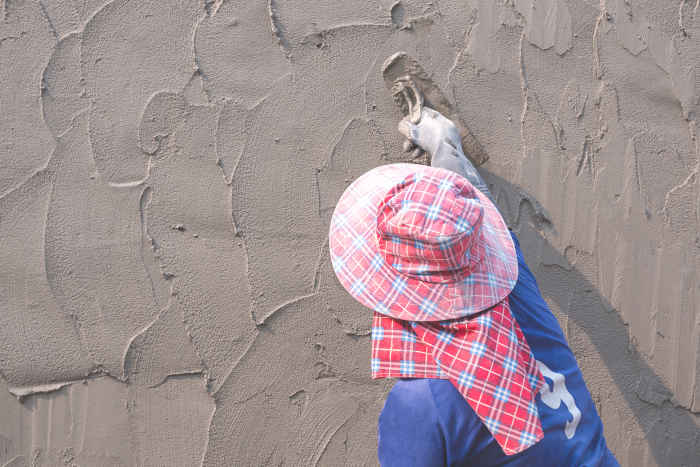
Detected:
[377,232,619,466]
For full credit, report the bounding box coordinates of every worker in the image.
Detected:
[328,106,619,466]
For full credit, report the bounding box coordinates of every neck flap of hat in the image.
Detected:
[370,298,546,456]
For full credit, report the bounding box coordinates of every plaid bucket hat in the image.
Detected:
[329,163,518,321]
[329,163,545,455]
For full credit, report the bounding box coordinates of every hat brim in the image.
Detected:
[329,163,517,322]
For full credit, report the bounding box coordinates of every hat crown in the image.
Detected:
[376,171,484,283]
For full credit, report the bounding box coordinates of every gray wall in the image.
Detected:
[1,0,698,465]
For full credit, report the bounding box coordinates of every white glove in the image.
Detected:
[398,107,493,201]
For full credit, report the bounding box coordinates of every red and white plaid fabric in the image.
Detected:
[329,163,546,455]
[371,304,545,455]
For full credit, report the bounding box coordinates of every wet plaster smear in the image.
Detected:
[0,0,698,465]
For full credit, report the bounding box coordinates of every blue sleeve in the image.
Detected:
[377,379,446,467]
[507,233,619,467]
[507,234,577,363]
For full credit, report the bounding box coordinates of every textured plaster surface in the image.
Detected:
[0,0,698,465]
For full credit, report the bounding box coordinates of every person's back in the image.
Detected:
[378,233,618,466]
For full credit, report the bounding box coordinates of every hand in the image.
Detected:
[398,106,494,201]
[397,107,463,158]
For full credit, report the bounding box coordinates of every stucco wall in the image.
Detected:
[0,0,698,465]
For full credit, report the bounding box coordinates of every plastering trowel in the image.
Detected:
[382,51,489,167]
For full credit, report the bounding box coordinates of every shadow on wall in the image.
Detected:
[482,170,699,466]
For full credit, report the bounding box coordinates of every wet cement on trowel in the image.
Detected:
[1,0,699,466]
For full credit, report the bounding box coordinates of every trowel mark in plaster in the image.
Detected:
[675,2,700,121]
[286,391,359,465]
[137,186,170,309]
[268,0,387,55]
[216,99,248,184]
[390,2,406,29]
[554,83,597,179]
[80,0,201,184]
[602,0,699,121]
[316,118,389,220]
[123,294,204,388]
[519,2,613,248]
[515,0,573,55]
[194,0,291,106]
[32,0,110,38]
[0,164,93,386]
[448,12,526,184]
[662,165,699,227]
[204,0,224,17]
[626,131,693,220]
[679,0,700,36]
[0,0,55,196]
[37,0,59,40]
[7,381,75,399]
[202,287,381,465]
[518,4,640,254]
[268,0,291,56]
[0,375,213,466]
[40,33,88,139]
[138,90,257,393]
[44,112,163,379]
[463,0,520,74]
